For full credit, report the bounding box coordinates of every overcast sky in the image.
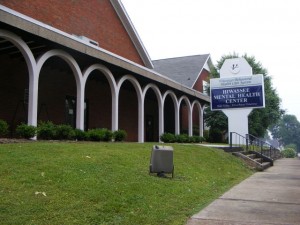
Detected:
[121,0,300,121]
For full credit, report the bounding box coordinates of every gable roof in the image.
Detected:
[152,54,212,88]
[111,0,153,69]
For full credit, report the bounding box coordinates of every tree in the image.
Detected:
[271,114,300,152]
[205,53,283,141]
[204,109,228,142]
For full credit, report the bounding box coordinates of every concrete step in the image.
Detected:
[246,154,256,159]
[234,152,273,171]
[261,161,271,170]
[253,158,263,163]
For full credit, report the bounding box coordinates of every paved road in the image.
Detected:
[186,158,300,225]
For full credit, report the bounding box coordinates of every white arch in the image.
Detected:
[142,83,164,140]
[178,96,192,136]
[192,100,203,137]
[83,64,118,131]
[0,29,38,127]
[36,49,83,129]
[191,100,202,112]
[202,103,209,110]
[117,75,143,142]
[162,90,179,135]
[36,49,82,86]
[201,103,209,137]
[142,83,163,100]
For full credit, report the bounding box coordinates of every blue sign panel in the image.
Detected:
[211,85,264,110]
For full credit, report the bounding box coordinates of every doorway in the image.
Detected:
[145,115,154,142]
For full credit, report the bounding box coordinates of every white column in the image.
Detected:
[111,92,118,132]
[188,107,193,136]
[158,103,164,140]
[76,84,84,130]
[138,98,144,143]
[199,107,204,137]
[175,106,180,135]
[27,67,38,127]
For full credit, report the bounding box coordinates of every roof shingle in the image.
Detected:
[152,54,210,88]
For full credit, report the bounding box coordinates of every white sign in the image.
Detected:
[210,75,265,110]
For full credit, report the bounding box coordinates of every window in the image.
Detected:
[65,96,88,130]
[202,80,209,95]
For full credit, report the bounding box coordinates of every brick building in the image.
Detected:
[0,0,210,142]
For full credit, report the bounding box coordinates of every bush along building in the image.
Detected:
[0,0,211,142]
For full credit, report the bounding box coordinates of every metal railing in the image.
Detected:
[229,132,249,151]
[230,132,281,161]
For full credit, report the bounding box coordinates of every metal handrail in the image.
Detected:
[247,134,278,159]
[229,132,248,150]
[230,132,280,161]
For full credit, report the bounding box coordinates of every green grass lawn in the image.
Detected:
[0,142,252,225]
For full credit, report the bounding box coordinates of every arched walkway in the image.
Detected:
[0,28,207,143]
[117,75,143,142]
[143,84,163,142]
[0,29,37,129]
[83,64,117,131]
[178,96,192,136]
[162,91,179,134]
[36,50,82,128]
[192,101,203,136]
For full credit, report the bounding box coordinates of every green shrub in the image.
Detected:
[192,126,199,136]
[87,128,113,142]
[199,136,206,143]
[160,133,176,143]
[74,129,87,141]
[281,148,296,158]
[0,119,9,137]
[188,136,206,143]
[203,130,209,142]
[37,121,56,140]
[176,134,189,143]
[16,123,36,139]
[188,136,196,143]
[160,133,205,143]
[208,128,224,143]
[190,136,200,143]
[101,128,113,142]
[285,144,297,151]
[87,129,101,141]
[113,130,127,142]
[55,124,75,140]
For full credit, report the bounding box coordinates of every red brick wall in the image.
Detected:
[85,74,112,130]
[192,104,200,135]
[118,82,138,141]
[180,104,189,134]
[164,96,175,133]
[0,0,145,66]
[144,91,159,142]
[192,69,210,92]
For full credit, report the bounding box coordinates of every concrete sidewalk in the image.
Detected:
[187,158,300,225]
